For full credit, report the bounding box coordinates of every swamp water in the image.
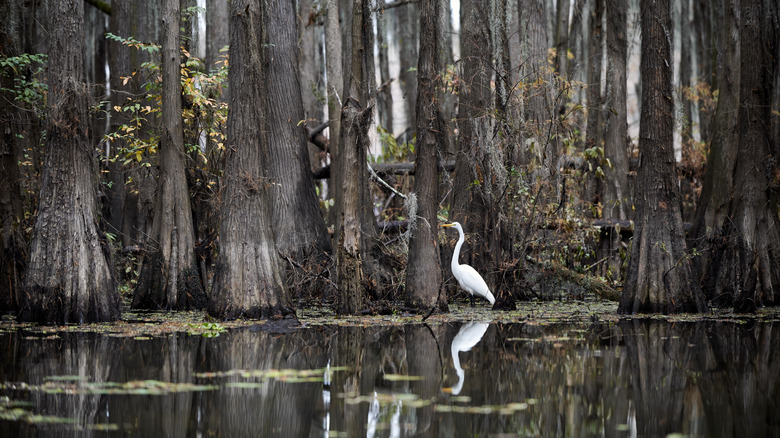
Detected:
[0,302,778,437]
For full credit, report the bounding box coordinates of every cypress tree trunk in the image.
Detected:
[585,0,604,209]
[603,0,630,219]
[618,0,706,314]
[376,8,393,138]
[298,0,325,124]
[554,0,571,76]
[206,0,229,71]
[265,0,331,262]
[601,0,630,278]
[706,0,779,312]
[0,0,25,312]
[19,0,120,324]
[396,2,419,135]
[521,0,552,158]
[325,0,343,229]
[688,0,739,286]
[334,0,374,314]
[405,0,446,311]
[208,0,293,320]
[133,0,206,310]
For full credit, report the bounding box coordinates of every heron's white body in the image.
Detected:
[443,222,495,305]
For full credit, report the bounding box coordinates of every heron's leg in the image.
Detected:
[470,295,475,307]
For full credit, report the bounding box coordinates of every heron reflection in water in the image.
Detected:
[444,321,490,395]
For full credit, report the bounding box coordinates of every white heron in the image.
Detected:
[442,222,495,306]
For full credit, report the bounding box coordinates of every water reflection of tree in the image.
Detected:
[196,328,329,436]
[10,334,114,437]
[107,333,202,436]
[326,323,450,436]
[620,319,780,437]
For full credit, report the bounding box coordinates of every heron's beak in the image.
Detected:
[441,387,453,393]
[442,223,454,228]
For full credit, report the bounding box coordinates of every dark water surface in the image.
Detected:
[1,311,779,437]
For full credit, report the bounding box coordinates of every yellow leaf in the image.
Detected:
[136,151,143,162]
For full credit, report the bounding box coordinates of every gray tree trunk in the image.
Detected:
[19,0,120,324]
[603,0,629,221]
[85,3,108,143]
[208,0,293,319]
[206,0,229,71]
[585,0,604,209]
[618,0,706,314]
[298,0,325,124]
[376,9,393,137]
[554,0,571,76]
[335,0,374,314]
[688,0,739,283]
[706,0,779,312]
[265,0,331,262]
[601,0,630,279]
[520,0,554,167]
[396,2,419,136]
[133,0,206,310]
[405,0,446,311]
[325,0,343,229]
[0,0,27,312]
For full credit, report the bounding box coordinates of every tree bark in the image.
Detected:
[325,0,343,229]
[396,2,419,136]
[334,0,374,314]
[600,0,630,278]
[208,0,293,320]
[206,0,229,71]
[603,0,630,221]
[521,0,552,160]
[618,0,706,314]
[19,0,120,324]
[706,0,779,312]
[133,0,206,310]
[568,0,587,82]
[0,0,26,312]
[298,0,325,124]
[585,0,604,209]
[405,0,446,311]
[688,0,739,284]
[554,0,571,76]
[265,0,331,262]
[376,8,393,138]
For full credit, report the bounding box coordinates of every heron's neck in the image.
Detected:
[451,231,464,270]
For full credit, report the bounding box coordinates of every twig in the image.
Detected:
[367,162,407,200]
